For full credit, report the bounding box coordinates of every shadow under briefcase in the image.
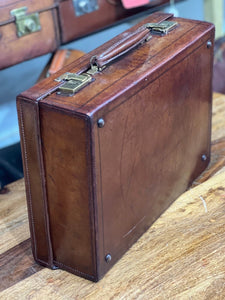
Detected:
[17,12,214,282]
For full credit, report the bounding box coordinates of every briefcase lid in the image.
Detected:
[18,12,214,118]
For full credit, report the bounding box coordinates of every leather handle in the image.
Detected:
[90,26,151,70]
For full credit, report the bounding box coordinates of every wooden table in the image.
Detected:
[1,93,225,299]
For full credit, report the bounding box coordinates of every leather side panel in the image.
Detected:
[16,98,51,265]
[39,105,96,280]
[95,40,213,277]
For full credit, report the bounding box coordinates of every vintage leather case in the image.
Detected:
[38,49,85,81]
[0,0,60,69]
[57,0,179,43]
[17,12,215,282]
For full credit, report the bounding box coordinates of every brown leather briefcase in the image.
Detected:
[17,12,214,282]
[0,0,60,69]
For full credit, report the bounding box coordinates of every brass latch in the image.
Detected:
[11,7,41,37]
[73,0,99,17]
[145,21,177,35]
[55,72,93,96]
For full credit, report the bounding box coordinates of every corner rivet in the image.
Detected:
[97,118,105,128]
[201,154,207,161]
[207,40,212,48]
[105,254,111,263]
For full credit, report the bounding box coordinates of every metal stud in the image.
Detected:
[97,118,105,128]
[201,154,207,161]
[105,254,111,263]
[207,40,212,48]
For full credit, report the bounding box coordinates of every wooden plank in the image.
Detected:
[0,179,29,254]
[192,136,225,186]
[191,92,225,185]
[0,172,224,299]
[212,93,225,142]
[0,239,42,292]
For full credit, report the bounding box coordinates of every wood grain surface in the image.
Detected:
[0,93,224,299]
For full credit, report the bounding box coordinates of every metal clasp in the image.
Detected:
[11,7,41,37]
[55,72,93,95]
[73,0,99,17]
[145,21,177,35]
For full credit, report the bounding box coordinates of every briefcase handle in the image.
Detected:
[90,20,177,71]
[90,26,151,70]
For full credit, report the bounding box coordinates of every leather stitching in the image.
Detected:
[35,103,54,268]
[19,101,38,260]
[85,117,98,278]
[53,260,96,280]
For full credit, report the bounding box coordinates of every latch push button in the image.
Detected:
[55,72,93,96]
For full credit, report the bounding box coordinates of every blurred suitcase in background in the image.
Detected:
[57,0,178,43]
[38,49,85,81]
[0,0,182,69]
[0,0,60,70]
[17,12,214,281]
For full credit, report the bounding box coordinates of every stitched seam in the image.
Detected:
[85,117,97,277]
[90,117,101,278]
[35,103,54,267]
[97,126,105,258]
[207,31,215,159]
[36,102,88,119]
[19,101,38,260]
[53,260,95,280]
[36,258,51,266]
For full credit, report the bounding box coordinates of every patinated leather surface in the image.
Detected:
[17,13,215,281]
[0,0,60,69]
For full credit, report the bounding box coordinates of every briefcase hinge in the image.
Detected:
[145,21,177,35]
[10,7,41,37]
[55,72,94,96]
[72,0,99,17]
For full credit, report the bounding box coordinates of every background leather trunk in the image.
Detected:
[17,12,215,282]
[37,49,85,81]
[0,0,60,70]
[57,0,182,43]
